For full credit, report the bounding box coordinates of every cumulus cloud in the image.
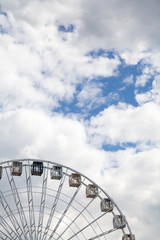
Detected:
[88,102,160,148]
[1,0,160,50]
[0,108,107,184]
[0,2,121,111]
[101,148,160,240]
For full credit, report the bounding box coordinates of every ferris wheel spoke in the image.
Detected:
[0,190,24,239]
[73,182,105,238]
[25,163,37,240]
[37,164,49,240]
[67,212,107,240]
[40,206,78,240]
[64,188,105,240]
[57,194,95,240]
[0,229,13,240]
[88,227,119,240]
[0,215,19,240]
[42,170,67,240]
[5,167,30,240]
[48,182,82,239]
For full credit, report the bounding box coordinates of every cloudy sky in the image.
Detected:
[0,0,160,239]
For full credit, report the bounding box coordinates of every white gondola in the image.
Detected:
[86,184,98,198]
[31,161,43,176]
[0,166,2,179]
[113,215,126,229]
[101,198,113,212]
[122,234,135,240]
[50,166,63,180]
[69,173,81,187]
[10,161,23,176]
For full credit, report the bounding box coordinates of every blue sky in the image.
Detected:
[54,47,151,123]
[0,1,160,239]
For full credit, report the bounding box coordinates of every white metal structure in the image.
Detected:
[0,159,135,240]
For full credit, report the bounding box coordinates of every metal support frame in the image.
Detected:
[68,212,108,240]
[25,163,37,240]
[0,215,19,240]
[48,184,82,240]
[0,229,13,240]
[0,159,135,240]
[0,190,24,239]
[37,165,49,240]
[88,227,119,240]
[5,167,30,240]
[57,193,102,240]
[42,170,67,240]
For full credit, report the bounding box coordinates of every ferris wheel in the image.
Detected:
[0,159,135,240]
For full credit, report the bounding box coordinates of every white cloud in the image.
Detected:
[135,65,155,87]
[135,74,150,87]
[136,75,160,105]
[0,0,159,113]
[123,75,134,85]
[106,92,120,105]
[120,44,148,65]
[88,102,160,148]
[0,108,107,183]
[72,0,160,52]
[0,5,121,111]
[1,0,160,51]
[100,147,160,240]
[76,82,106,110]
